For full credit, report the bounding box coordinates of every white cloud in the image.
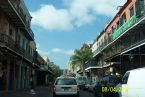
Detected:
[92,0,127,17]
[31,0,127,31]
[52,48,62,53]
[86,40,93,45]
[31,5,73,31]
[36,43,40,48]
[37,49,50,55]
[51,48,74,55]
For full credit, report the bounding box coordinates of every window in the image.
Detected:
[22,38,25,48]
[130,6,134,17]
[120,14,126,26]
[135,0,145,18]
[113,26,115,32]
[104,36,106,45]
[9,28,13,36]
[108,32,111,43]
[116,21,120,29]
[16,34,20,44]
[56,78,77,85]
[122,72,130,84]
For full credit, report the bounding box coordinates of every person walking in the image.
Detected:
[30,76,36,94]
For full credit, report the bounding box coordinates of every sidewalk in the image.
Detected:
[0,86,52,97]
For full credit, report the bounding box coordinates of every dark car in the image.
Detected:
[94,75,122,97]
[76,76,88,90]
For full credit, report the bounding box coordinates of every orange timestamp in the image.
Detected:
[102,86,129,92]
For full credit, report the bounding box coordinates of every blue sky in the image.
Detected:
[24,0,126,69]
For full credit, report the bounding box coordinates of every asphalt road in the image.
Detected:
[0,87,95,97]
[48,90,95,97]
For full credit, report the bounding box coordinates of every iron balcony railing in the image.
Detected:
[104,20,145,59]
[85,59,103,70]
[9,0,34,39]
[0,34,33,62]
[0,0,34,40]
[10,0,26,23]
[93,4,145,58]
[85,60,96,69]
[93,41,108,57]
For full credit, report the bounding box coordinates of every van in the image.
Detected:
[116,67,145,97]
[76,76,88,90]
[52,76,80,97]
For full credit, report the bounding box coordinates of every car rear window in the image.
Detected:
[55,78,77,85]
[83,77,87,81]
[77,77,87,81]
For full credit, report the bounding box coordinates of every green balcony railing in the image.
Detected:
[112,15,137,40]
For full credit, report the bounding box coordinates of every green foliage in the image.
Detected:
[70,45,93,75]
[49,62,61,78]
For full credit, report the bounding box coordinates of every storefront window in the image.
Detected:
[120,14,126,26]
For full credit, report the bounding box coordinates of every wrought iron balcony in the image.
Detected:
[0,34,33,62]
[0,0,34,40]
[104,16,145,60]
[85,60,102,71]
[85,60,95,69]
[93,42,106,57]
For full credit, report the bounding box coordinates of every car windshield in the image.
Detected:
[55,78,77,85]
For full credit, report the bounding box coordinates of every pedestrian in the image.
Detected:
[30,76,36,94]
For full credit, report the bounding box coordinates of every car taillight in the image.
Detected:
[52,85,56,92]
[77,85,80,92]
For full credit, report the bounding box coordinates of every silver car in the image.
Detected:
[52,77,80,97]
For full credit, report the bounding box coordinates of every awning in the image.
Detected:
[38,68,53,75]
[85,66,102,71]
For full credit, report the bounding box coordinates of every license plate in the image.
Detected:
[64,89,68,91]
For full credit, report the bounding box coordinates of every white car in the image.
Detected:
[116,67,145,97]
[52,77,80,97]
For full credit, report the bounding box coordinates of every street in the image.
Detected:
[0,87,95,97]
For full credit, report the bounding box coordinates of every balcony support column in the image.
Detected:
[17,57,23,89]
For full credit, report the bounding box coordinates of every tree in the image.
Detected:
[49,62,61,78]
[70,44,93,76]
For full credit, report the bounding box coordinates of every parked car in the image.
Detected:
[84,80,91,90]
[88,81,98,92]
[116,67,145,97]
[76,76,88,90]
[94,75,122,97]
[52,76,80,97]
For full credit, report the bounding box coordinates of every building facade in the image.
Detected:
[86,0,145,80]
[0,0,36,91]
